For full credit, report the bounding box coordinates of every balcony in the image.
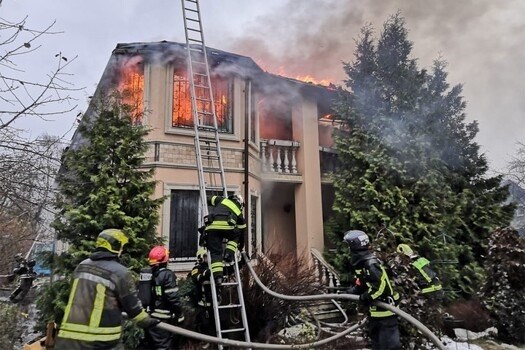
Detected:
[260,139,301,182]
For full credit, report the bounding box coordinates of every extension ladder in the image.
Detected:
[180,0,251,347]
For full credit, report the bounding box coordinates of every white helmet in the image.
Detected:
[229,193,244,210]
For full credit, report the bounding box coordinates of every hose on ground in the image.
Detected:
[156,252,446,350]
[241,252,446,350]
[157,320,363,349]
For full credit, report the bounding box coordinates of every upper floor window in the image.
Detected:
[118,55,144,125]
[172,69,233,133]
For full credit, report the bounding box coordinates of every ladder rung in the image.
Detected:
[188,38,203,43]
[221,327,245,334]
[198,125,217,131]
[205,186,224,191]
[194,72,207,77]
[197,111,213,117]
[187,18,199,23]
[219,282,238,287]
[203,168,223,174]
[218,304,241,309]
[196,97,211,102]
[184,8,198,13]
[188,28,202,33]
[189,47,204,52]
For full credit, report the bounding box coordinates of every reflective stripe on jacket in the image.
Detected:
[354,257,399,318]
[411,257,443,294]
[150,266,183,319]
[205,196,247,231]
[56,251,148,347]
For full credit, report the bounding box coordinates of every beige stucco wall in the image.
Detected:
[140,60,332,263]
[292,97,325,257]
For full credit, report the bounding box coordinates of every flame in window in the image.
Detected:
[118,55,144,124]
[172,69,232,133]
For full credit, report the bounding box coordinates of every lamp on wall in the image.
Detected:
[283,203,293,213]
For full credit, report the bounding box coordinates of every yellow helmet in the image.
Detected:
[397,243,415,257]
[196,247,207,262]
[96,229,129,254]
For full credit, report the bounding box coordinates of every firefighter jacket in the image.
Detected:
[150,265,183,320]
[410,256,443,295]
[205,195,247,234]
[191,262,212,307]
[13,259,29,276]
[55,250,150,349]
[348,251,400,318]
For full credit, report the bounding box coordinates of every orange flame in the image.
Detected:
[118,55,144,124]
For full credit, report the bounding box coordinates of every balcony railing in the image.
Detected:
[260,139,300,174]
[319,146,339,176]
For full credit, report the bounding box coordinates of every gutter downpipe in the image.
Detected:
[243,80,251,246]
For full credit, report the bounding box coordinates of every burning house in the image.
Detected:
[71,41,340,271]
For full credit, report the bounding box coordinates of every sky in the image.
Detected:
[2,0,524,172]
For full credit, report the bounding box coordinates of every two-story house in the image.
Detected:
[71,41,340,271]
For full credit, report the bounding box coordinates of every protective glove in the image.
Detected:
[359,293,372,306]
[137,316,160,329]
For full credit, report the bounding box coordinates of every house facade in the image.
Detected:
[77,41,340,271]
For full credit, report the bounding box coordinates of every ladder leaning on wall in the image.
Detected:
[180,0,251,348]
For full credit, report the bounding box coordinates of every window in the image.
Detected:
[169,190,200,261]
[172,68,233,133]
[118,55,144,125]
[250,195,258,255]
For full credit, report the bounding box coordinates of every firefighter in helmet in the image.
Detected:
[204,193,246,284]
[142,245,184,350]
[9,253,36,303]
[191,248,215,346]
[396,244,443,298]
[55,229,159,350]
[344,230,401,350]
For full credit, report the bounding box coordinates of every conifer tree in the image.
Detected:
[328,13,513,297]
[37,99,163,327]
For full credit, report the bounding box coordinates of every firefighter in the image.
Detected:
[142,245,184,350]
[54,229,159,350]
[344,230,401,350]
[396,243,443,298]
[191,248,215,348]
[204,194,246,284]
[9,253,36,303]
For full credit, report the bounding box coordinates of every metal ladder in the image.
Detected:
[180,0,251,347]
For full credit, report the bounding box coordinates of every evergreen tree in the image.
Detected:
[37,99,163,327]
[328,13,513,298]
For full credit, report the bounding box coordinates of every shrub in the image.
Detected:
[0,302,24,349]
[479,227,525,345]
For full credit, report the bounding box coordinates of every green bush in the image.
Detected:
[0,302,24,350]
[479,228,525,345]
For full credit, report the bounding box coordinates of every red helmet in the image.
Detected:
[148,246,169,265]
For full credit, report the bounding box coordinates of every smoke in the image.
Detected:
[220,0,525,171]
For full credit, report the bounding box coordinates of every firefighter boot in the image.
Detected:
[214,277,223,304]
[223,249,234,264]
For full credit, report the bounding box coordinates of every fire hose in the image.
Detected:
[155,252,446,350]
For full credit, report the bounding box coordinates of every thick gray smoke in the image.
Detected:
[219,0,525,172]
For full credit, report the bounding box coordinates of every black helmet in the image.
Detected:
[343,230,370,252]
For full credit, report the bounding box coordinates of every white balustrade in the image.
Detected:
[260,139,300,174]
